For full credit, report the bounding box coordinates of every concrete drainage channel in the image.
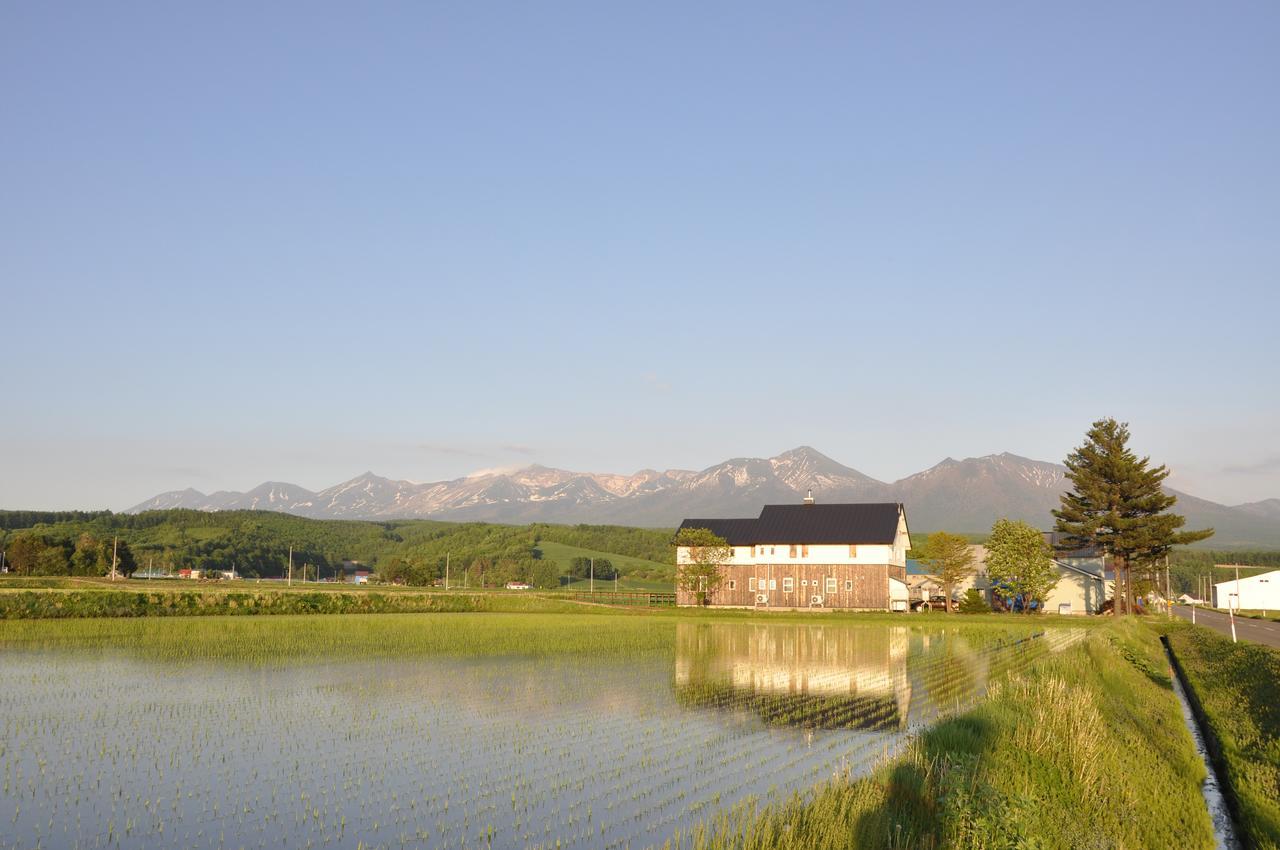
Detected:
[1161,635,1243,850]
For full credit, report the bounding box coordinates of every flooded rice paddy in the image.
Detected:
[0,616,1084,849]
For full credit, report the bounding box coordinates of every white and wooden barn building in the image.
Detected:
[675,501,911,611]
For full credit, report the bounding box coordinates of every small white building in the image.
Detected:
[1212,569,1280,611]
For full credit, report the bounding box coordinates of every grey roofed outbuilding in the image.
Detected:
[676,503,904,546]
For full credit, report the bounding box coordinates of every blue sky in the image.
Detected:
[3,2,1278,510]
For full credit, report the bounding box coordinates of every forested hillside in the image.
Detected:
[0,510,675,588]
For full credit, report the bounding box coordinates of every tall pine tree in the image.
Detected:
[1053,418,1213,614]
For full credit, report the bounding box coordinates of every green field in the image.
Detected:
[535,539,674,587]
[1161,621,1280,849]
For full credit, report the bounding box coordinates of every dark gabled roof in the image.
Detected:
[675,518,760,546]
[677,503,904,546]
[756,503,902,544]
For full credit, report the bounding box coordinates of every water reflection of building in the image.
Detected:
[673,623,913,731]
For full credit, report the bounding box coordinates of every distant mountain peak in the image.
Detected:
[123,447,1279,545]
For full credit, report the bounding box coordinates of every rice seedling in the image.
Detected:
[0,613,1089,849]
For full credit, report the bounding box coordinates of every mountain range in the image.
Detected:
[126,447,1280,547]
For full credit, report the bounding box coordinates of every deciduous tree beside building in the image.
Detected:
[986,519,1059,613]
[673,527,730,606]
[917,531,975,613]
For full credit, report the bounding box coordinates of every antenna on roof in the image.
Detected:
[803,489,815,506]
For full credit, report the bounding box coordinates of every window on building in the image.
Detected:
[789,544,798,558]
[848,545,858,558]
[749,577,757,592]
[801,544,809,557]
[699,576,708,592]
[826,577,837,594]
[728,579,736,590]
[768,579,777,590]
[845,579,853,591]
[770,546,775,555]
[783,577,794,592]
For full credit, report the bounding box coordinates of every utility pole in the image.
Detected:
[288,546,293,587]
[111,536,119,581]
[1214,564,1241,643]
[590,557,594,593]
[1165,556,1171,619]
[445,553,450,590]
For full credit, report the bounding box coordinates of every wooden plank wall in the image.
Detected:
[677,563,900,610]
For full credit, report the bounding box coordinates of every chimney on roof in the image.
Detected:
[803,489,815,505]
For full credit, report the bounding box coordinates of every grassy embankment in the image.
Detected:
[673,619,1214,850]
[1160,622,1280,850]
[1228,609,1280,622]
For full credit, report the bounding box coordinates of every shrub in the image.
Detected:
[957,588,989,614]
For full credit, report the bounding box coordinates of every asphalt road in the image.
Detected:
[1171,605,1280,648]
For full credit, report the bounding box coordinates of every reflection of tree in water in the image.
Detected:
[673,623,914,731]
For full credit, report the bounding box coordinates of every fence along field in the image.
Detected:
[0,614,1084,850]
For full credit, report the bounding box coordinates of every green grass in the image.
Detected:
[0,587,590,619]
[0,611,679,663]
[557,574,675,591]
[1160,621,1280,850]
[673,620,1214,850]
[536,540,673,582]
[1228,609,1280,622]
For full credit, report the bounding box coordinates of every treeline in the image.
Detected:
[2,531,138,577]
[1169,549,1280,595]
[0,510,113,530]
[0,510,675,586]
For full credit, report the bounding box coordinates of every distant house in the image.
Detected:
[505,581,532,590]
[1040,532,1111,615]
[352,570,371,585]
[907,553,992,608]
[969,533,1110,615]
[674,499,911,611]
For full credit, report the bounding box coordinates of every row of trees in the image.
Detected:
[3,532,136,577]
[911,520,1061,613]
